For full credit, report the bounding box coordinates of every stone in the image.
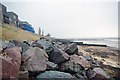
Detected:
[10,40,29,53]
[60,60,84,74]
[31,42,44,49]
[84,55,93,61]
[21,47,48,72]
[49,48,69,64]
[36,71,73,79]
[19,71,29,79]
[0,40,15,51]
[46,61,58,70]
[70,54,91,69]
[37,39,53,53]
[74,73,86,80]
[0,47,21,79]
[65,43,78,55]
[4,47,21,66]
[6,42,15,49]
[86,67,110,79]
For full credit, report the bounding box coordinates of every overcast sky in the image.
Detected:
[1,0,119,38]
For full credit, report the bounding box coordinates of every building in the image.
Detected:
[0,3,10,24]
[6,12,19,27]
[19,21,35,33]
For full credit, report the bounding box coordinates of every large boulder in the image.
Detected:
[60,60,84,74]
[70,54,91,69]
[36,71,73,79]
[37,39,53,53]
[21,47,48,72]
[64,43,78,55]
[4,47,21,66]
[49,48,69,64]
[10,40,29,53]
[86,67,110,79]
[0,47,21,79]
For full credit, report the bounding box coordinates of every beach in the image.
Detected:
[78,45,120,78]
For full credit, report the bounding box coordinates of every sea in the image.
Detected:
[72,37,119,49]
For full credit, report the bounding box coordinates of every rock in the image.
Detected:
[10,40,29,53]
[21,47,48,72]
[0,40,8,49]
[70,54,91,69]
[74,73,86,80]
[46,61,58,70]
[87,67,110,79]
[37,39,53,53]
[92,60,101,67]
[76,52,83,56]
[0,40,15,51]
[31,42,44,49]
[0,47,21,79]
[49,48,69,64]
[19,71,29,79]
[6,42,15,49]
[84,55,93,61]
[60,60,84,74]
[1,57,19,79]
[65,43,78,55]
[23,40,30,46]
[36,71,73,79]
[4,47,21,66]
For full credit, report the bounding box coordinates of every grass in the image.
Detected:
[0,24,41,41]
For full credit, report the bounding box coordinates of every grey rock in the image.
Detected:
[37,39,53,53]
[10,40,29,53]
[19,71,29,78]
[87,67,110,79]
[60,60,84,74]
[36,71,73,79]
[74,73,86,80]
[21,47,48,72]
[49,48,69,64]
[84,55,93,61]
[0,40,15,51]
[46,61,58,70]
[65,43,78,55]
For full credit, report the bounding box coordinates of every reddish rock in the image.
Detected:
[70,54,91,69]
[0,47,21,79]
[4,47,21,66]
[21,47,48,72]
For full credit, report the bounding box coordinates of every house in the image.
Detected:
[6,12,19,27]
[19,21,35,33]
[0,3,10,24]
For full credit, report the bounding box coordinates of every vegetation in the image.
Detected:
[0,24,41,41]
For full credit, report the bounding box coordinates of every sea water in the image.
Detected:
[73,38,119,49]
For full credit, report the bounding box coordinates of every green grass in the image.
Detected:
[0,24,41,41]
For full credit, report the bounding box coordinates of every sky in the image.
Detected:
[1,0,119,38]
